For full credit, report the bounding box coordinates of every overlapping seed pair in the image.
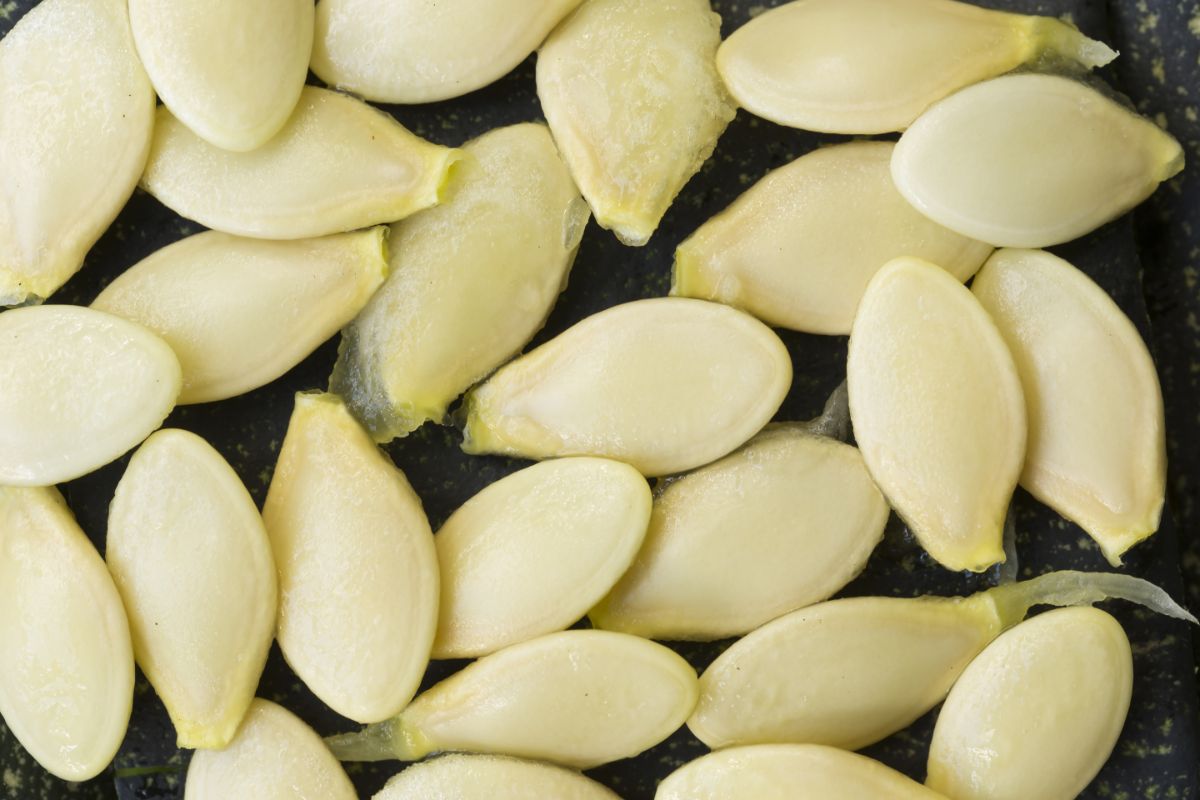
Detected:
[848,249,1166,572]
[658,601,1136,800]
[689,570,1192,752]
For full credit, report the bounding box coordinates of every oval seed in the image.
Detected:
[373,754,620,800]
[717,0,1115,134]
[927,607,1133,800]
[263,393,439,724]
[847,257,1025,572]
[537,0,735,245]
[141,86,460,240]
[312,0,583,104]
[688,570,1189,751]
[93,228,387,405]
[0,305,181,487]
[0,0,155,305]
[0,487,133,782]
[327,630,698,769]
[184,699,355,800]
[591,425,888,640]
[973,249,1165,565]
[107,430,276,749]
[689,592,1002,751]
[892,73,1184,247]
[129,0,312,151]
[433,457,651,659]
[330,123,588,441]
[656,744,949,800]
[462,297,792,477]
[672,141,992,334]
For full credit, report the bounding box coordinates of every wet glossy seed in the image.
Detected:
[462,297,792,477]
[372,754,620,800]
[927,607,1133,800]
[892,73,1184,247]
[141,86,460,240]
[537,0,735,245]
[129,0,312,151]
[847,257,1025,572]
[327,630,698,769]
[93,228,387,405]
[657,744,949,800]
[434,457,650,659]
[312,0,583,104]
[672,141,992,334]
[0,0,155,305]
[0,487,133,782]
[107,429,276,749]
[591,425,888,640]
[972,249,1166,564]
[0,305,181,487]
[184,699,355,800]
[330,123,587,441]
[263,393,439,724]
[717,0,1115,134]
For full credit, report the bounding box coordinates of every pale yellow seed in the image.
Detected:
[847,257,1025,572]
[892,73,1184,247]
[263,393,439,725]
[107,430,276,749]
[673,140,993,334]
[717,0,1115,134]
[0,0,154,305]
[330,123,587,441]
[537,0,735,245]
[972,249,1166,564]
[313,0,583,104]
[129,0,312,151]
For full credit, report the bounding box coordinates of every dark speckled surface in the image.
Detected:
[0,0,1197,798]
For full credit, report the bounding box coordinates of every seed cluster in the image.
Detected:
[0,0,1193,798]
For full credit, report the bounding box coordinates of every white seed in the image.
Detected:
[927,607,1133,800]
[847,257,1025,572]
[373,754,620,800]
[327,630,698,769]
[93,228,387,405]
[141,86,460,240]
[330,123,588,441]
[591,425,888,640]
[106,430,276,749]
[656,744,949,800]
[312,0,583,104]
[717,0,1116,134]
[433,457,651,659]
[688,569,1185,752]
[892,73,1185,247]
[688,592,1002,751]
[0,487,133,782]
[0,305,181,487]
[537,0,735,245]
[262,393,439,724]
[0,0,155,305]
[462,297,792,477]
[184,699,355,800]
[972,249,1165,565]
[129,0,313,151]
[672,141,992,334]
